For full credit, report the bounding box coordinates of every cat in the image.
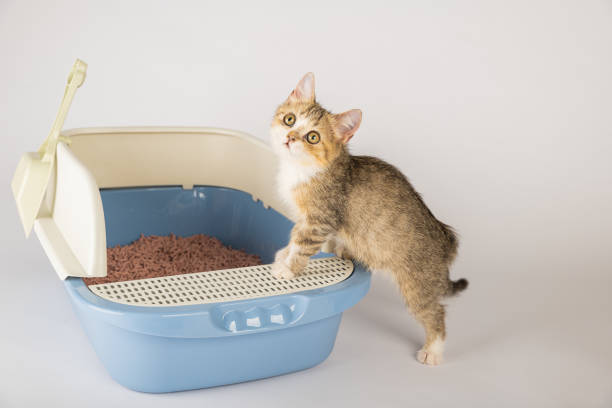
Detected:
[269,73,468,366]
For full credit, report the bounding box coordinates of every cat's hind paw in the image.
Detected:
[416,349,443,366]
[416,337,444,366]
[270,261,295,280]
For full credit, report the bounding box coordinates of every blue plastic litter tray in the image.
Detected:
[64,186,370,392]
[10,63,371,393]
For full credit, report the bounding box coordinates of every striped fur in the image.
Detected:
[269,73,468,365]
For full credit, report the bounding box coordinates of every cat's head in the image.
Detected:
[270,73,362,167]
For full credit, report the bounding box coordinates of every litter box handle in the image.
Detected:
[38,59,87,162]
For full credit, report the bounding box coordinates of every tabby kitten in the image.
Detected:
[269,73,467,365]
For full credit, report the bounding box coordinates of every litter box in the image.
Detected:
[11,60,371,392]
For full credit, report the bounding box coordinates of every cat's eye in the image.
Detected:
[306,131,320,144]
[283,113,296,127]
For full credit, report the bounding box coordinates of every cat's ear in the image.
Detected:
[288,72,315,103]
[333,109,362,144]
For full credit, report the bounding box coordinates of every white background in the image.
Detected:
[1,1,611,407]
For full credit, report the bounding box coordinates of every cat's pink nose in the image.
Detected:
[286,131,299,143]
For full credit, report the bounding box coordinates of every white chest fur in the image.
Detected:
[276,159,321,219]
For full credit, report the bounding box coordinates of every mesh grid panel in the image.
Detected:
[88,257,353,306]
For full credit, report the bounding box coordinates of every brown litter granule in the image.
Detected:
[83,233,261,286]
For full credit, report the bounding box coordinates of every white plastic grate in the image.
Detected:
[88,257,353,306]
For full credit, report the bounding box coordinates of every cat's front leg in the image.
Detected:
[322,235,353,260]
[274,246,290,263]
[271,221,331,279]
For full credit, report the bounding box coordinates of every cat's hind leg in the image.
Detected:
[412,302,446,366]
[397,278,447,366]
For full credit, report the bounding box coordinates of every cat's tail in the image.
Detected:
[447,278,469,296]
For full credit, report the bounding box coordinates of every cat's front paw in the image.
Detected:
[270,261,295,280]
[274,246,290,264]
[321,240,335,254]
[335,244,352,260]
[322,237,352,260]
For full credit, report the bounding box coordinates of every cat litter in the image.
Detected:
[83,233,263,286]
[11,60,371,392]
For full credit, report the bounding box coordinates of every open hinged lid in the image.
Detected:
[11,59,108,279]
